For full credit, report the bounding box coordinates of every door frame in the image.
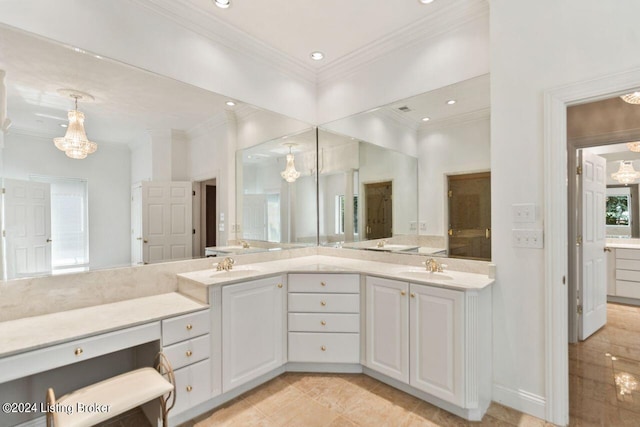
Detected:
[362,179,393,239]
[544,66,640,425]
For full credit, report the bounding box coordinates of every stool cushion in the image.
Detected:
[53,367,173,427]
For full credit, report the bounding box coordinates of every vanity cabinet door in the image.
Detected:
[222,276,286,392]
[365,276,409,383]
[409,284,464,406]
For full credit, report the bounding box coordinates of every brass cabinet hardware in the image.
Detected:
[321,320,326,325]
[604,247,612,252]
[186,324,193,330]
[74,348,83,356]
[186,386,193,392]
[186,350,193,357]
[277,283,283,288]
[320,301,326,306]
[448,229,453,236]
[401,290,406,296]
[410,293,415,298]
[321,281,326,287]
[321,346,326,351]
[143,239,148,243]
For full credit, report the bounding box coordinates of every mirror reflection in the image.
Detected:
[235,129,318,250]
[0,25,310,280]
[320,74,491,260]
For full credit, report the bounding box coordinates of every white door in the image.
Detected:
[141,181,192,264]
[365,276,409,383]
[578,151,607,340]
[409,284,464,406]
[242,194,267,240]
[222,276,286,392]
[4,179,52,278]
[131,185,143,265]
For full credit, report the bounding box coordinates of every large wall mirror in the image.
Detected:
[0,24,310,280]
[319,74,491,260]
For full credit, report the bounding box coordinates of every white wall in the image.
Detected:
[130,132,152,184]
[236,109,311,150]
[4,131,131,270]
[491,0,640,418]
[0,0,316,124]
[417,115,490,237]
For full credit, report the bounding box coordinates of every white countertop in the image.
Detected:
[178,255,493,291]
[0,292,207,358]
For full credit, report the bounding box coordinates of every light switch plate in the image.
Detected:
[512,229,543,248]
[218,223,225,232]
[512,203,536,223]
[419,222,427,231]
[409,222,417,231]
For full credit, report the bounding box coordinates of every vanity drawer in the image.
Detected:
[616,259,640,271]
[616,269,640,283]
[616,280,640,299]
[616,249,640,260]
[163,334,210,370]
[162,310,210,346]
[0,322,160,384]
[172,359,212,414]
[288,293,359,313]
[288,332,360,363]
[288,313,360,333]
[288,273,359,293]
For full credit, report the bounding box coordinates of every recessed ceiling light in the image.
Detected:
[310,51,325,61]
[226,100,236,107]
[60,124,68,128]
[419,0,435,4]
[421,117,430,122]
[214,0,230,8]
[446,99,456,105]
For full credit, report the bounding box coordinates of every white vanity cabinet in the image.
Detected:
[364,275,491,417]
[162,310,212,415]
[222,275,287,392]
[288,273,360,364]
[613,248,640,299]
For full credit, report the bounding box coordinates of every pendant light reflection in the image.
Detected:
[53,94,97,159]
[281,144,301,183]
[611,160,640,185]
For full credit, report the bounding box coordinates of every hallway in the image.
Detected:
[569,303,640,425]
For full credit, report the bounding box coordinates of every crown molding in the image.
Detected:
[131,0,317,85]
[417,107,490,133]
[317,0,489,86]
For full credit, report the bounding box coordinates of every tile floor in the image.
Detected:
[106,303,640,427]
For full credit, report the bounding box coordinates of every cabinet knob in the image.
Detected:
[321,345,326,351]
[74,348,83,356]
[410,293,415,298]
[401,290,406,296]
[320,301,326,306]
[186,324,193,330]
[321,281,326,287]
[186,350,193,357]
[186,386,193,392]
[277,283,283,288]
[321,320,326,326]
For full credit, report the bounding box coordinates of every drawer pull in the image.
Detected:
[321,320,326,326]
[401,290,406,296]
[186,324,193,330]
[277,283,283,288]
[321,281,326,287]
[74,348,83,356]
[410,293,415,298]
[186,350,193,357]
[321,345,326,351]
[186,385,193,392]
[321,301,326,306]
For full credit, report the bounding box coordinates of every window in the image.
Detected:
[31,175,89,272]
[606,195,630,226]
[335,195,359,235]
[266,193,281,243]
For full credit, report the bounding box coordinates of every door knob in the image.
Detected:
[604,247,612,252]
[46,238,52,243]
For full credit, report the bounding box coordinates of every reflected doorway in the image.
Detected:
[193,178,217,257]
[364,181,392,239]
[447,172,491,260]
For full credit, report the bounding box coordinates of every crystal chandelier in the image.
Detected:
[280,144,301,183]
[627,141,640,152]
[620,91,640,104]
[611,160,640,184]
[53,94,98,159]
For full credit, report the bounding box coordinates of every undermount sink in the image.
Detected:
[210,269,260,279]
[397,270,454,281]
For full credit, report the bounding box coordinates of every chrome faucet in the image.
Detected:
[216,257,235,271]
[423,258,444,273]
[239,240,250,249]
[376,239,388,248]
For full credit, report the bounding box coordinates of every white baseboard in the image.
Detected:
[492,384,546,420]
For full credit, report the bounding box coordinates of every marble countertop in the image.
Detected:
[0,292,207,358]
[607,243,640,249]
[177,255,493,291]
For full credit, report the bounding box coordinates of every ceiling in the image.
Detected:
[178,0,452,67]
